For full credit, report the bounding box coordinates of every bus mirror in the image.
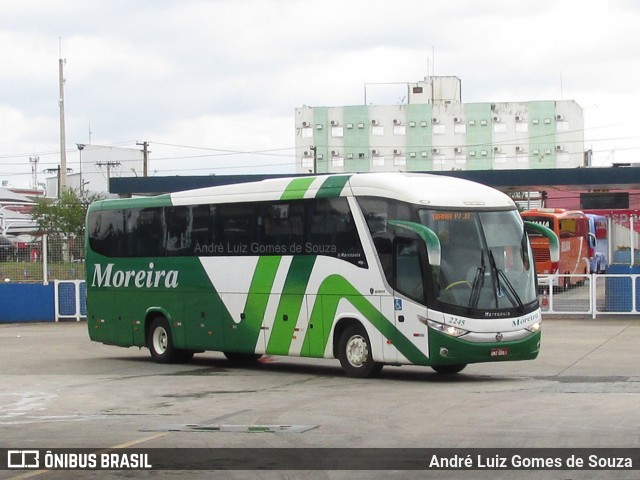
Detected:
[388,220,441,267]
[524,221,560,268]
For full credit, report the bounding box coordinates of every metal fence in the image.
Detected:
[0,234,84,283]
[538,273,640,318]
[2,235,640,319]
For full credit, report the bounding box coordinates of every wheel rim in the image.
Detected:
[152,326,168,354]
[345,335,369,368]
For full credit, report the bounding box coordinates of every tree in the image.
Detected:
[30,189,103,260]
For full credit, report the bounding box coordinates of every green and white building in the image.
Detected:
[295,76,584,173]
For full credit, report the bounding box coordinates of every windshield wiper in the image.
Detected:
[468,251,485,309]
[488,250,525,312]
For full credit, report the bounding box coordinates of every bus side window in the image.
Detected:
[308,197,367,267]
[165,206,191,255]
[219,203,257,250]
[89,209,125,257]
[264,202,303,248]
[190,204,217,253]
[131,207,165,257]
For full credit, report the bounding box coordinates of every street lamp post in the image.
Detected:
[76,143,85,193]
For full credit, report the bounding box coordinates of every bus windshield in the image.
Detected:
[418,209,537,312]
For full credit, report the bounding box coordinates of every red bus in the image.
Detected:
[521,208,590,289]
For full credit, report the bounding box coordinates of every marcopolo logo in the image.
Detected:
[92,263,179,289]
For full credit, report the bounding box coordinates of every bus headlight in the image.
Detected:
[426,319,469,338]
[525,321,541,333]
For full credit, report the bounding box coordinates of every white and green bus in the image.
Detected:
[86,173,542,377]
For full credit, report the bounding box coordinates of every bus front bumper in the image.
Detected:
[428,329,541,366]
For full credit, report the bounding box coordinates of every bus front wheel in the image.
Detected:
[337,324,383,378]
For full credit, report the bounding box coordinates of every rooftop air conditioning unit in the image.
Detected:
[432,118,439,123]
[330,120,338,126]
[556,145,563,151]
[492,115,500,122]
[432,148,440,154]
[556,114,564,121]
[515,146,522,152]
[302,121,309,127]
[515,115,521,122]
[454,147,462,153]
[331,150,339,156]
[371,119,379,125]
[393,119,400,125]
[493,146,501,153]
[393,149,401,155]
[372,149,379,155]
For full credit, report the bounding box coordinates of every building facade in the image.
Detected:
[46,145,144,197]
[295,77,584,174]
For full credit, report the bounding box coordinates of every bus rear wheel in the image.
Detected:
[147,317,193,364]
[337,324,383,378]
[431,364,467,375]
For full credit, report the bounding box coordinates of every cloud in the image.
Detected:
[1,0,640,187]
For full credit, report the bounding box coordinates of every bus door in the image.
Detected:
[380,235,430,364]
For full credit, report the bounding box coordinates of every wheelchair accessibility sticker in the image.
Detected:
[394,299,403,311]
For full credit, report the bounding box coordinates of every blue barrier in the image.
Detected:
[0,281,87,323]
[0,283,55,323]
[54,280,87,321]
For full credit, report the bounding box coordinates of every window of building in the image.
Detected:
[556,121,569,132]
[393,124,406,136]
[372,156,385,166]
[393,155,406,166]
[331,126,344,138]
[301,127,313,138]
[433,124,446,135]
[493,123,506,133]
[372,125,385,136]
[516,122,528,133]
[454,123,466,134]
[331,155,344,167]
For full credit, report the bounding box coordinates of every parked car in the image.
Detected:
[0,235,16,261]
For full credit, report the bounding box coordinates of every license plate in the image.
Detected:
[490,347,509,357]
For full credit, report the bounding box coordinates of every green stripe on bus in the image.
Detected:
[280,177,317,200]
[266,255,317,355]
[302,274,429,365]
[235,256,282,350]
[315,175,352,198]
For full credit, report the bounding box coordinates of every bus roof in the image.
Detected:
[93,173,516,210]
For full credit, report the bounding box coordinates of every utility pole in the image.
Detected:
[29,156,40,190]
[96,161,121,188]
[58,39,68,191]
[136,141,149,177]
[44,166,72,198]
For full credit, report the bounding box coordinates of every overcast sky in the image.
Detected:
[1,0,640,189]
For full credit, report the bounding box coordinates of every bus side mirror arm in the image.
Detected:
[388,220,441,268]
[524,221,560,272]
